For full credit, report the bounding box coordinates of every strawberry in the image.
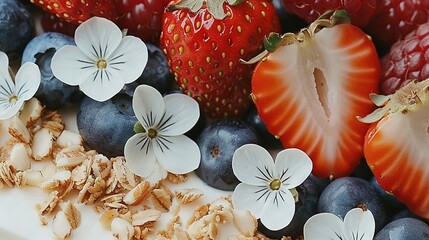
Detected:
[41,12,78,36]
[365,0,429,48]
[251,11,380,179]
[281,0,377,28]
[358,78,429,220]
[115,0,171,45]
[379,22,429,95]
[160,0,281,119]
[31,0,117,24]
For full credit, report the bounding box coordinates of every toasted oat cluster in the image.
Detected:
[0,98,265,240]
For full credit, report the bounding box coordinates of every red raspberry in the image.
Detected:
[365,0,429,48]
[380,22,429,95]
[115,0,171,45]
[281,0,377,28]
[41,12,78,37]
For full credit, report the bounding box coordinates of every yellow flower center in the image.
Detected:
[148,128,157,139]
[269,179,281,191]
[97,59,107,69]
[9,95,18,104]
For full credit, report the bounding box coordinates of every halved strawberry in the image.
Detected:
[251,11,380,179]
[359,79,429,220]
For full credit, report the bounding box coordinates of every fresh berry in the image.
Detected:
[379,22,429,95]
[258,176,319,239]
[374,218,429,240]
[317,177,387,232]
[365,0,429,48]
[77,93,137,157]
[0,0,34,58]
[281,0,377,28]
[31,0,117,24]
[21,32,82,109]
[251,11,380,179]
[41,12,78,37]
[134,43,174,94]
[359,79,429,220]
[370,176,405,213]
[115,0,171,45]
[195,119,259,191]
[243,106,282,149]
[160,0,281,119]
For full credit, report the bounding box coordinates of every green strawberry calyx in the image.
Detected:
[166,0,245,20]
[241,10,351,64]
[357,78,429,123]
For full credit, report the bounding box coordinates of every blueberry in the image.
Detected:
[22,32,82,109]
[0,0,34,58]
[374,218,429,240]
[391,209,424,222]
[135,43,173,94]
[195,119,260,191]
[243,106,282,149]
[258,176,319,239]
[350,158,373,180]
[77,93,137,157]
[370,176,405,213]
[317,177,388,232]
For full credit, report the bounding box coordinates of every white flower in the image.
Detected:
[124,85,201,184]
[304,208,375,240]
[51,17,148,102]
[231,144,312,231]
[0,51,40,120]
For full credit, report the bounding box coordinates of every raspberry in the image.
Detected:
[281,0,377,28]
[365,0,429,48]
[380,22,429,95]
[41,12,78,37]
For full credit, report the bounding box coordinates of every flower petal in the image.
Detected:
[51,45,96,86]
[79,67,125,102]
[157,93,199,136]
[232,183,267,219]
[0,100,22,120]
[303,213,346,240]
[153,135,200,174]
[274,148,312,189]
[0,52,14,99]
[132,85,165,129]
[74,17,122,60]
[124,133,157,178]
[232,144,275,186]
[144,161,168,186]
[107,36,148,84]
[344,208,375,240]
[14,62,40,101]
[260,188,296,231]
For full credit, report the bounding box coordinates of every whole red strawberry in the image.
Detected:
[160,0,281,119]
[31,0,117,24]
[281,0,377,28]
[379,22,429,95]
[115,0,171,45]
[41,12,78,36]
[365,0,429,48]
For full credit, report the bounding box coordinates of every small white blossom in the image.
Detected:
[232,144,312,230]
[304,208,375,240]
[124,85,201,184]
[51,17,148,102]
[0,51,40,120]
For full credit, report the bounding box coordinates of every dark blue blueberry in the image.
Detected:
[308,174,331,194]
[0,0,34,58]
[318,177,388,232]
[391,209,424,222]
[77,93,137,157]
[350,158,373,180]
[22,32,82,109]
[195,119,260,191]
[243,106,282,149]
[135,43,173,94]
[258,176,319,239]
[374,218,429,240]
[370,176,405,213]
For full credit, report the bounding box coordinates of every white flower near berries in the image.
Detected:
[304,207,375,240]
[124,85,201,184]
[231,144,312,230]
[0,51,40,120]
[51,17,148,102]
